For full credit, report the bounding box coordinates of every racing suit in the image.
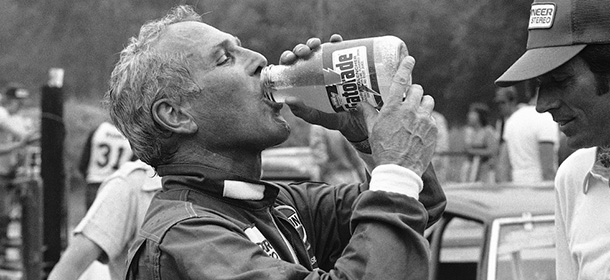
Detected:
[125,164,445,279]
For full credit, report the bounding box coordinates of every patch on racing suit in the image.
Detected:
[275,205,317,267]
[244,225,281,260]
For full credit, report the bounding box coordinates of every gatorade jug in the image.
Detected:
[261,36,408,113]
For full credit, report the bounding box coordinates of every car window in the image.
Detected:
[261,147,314,183]
[490,216,555,280]
[436,216,484,280]
[441,217,484,262]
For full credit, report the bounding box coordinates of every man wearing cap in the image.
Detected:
[496,0,610,278]
[0,84,33,147]
[0,84,36,265]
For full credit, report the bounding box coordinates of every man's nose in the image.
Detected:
[244,49,267,76]
[535,90,560,113]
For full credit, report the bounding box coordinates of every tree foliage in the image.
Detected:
[1,0,533,126]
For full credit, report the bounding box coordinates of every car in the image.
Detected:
[261,146,314,183]
[261,147,557,280]
[427,182,556,280]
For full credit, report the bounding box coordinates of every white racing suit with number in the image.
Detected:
[125,164,445,280]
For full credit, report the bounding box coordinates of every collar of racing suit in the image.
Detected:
[156,163,280,207]
[153,163,312,267]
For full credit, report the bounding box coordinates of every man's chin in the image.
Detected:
[261,123,291,148]
[274,124,291,145]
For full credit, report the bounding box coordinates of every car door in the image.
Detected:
[486,215,555,280]
[428,214,486,280]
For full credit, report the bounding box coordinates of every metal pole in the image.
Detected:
[41,68,65,277]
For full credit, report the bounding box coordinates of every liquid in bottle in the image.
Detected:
[261,36,409,113]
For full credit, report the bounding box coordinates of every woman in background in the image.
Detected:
[463,103,498,183]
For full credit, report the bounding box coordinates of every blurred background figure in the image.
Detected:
[462,103,498,183]
[49,160,161,280]
[493,86,519,182]
[431,111,450,182]
[0,84,36,176]
[502,91,558,183]
[0,83,36,266]
[78,121,134,209]
[309,125,366,185]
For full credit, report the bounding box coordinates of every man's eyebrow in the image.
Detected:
[209,42,225,59]
[214,36,241,51]
[209,39,231,59]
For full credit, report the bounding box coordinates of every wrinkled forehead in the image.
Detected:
[152,21,230,57]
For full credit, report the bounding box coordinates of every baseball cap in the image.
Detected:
[496,0,610,87]
[4,84,29,100]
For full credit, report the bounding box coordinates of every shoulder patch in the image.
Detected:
[274,205,308,249]
[244,225,281,260]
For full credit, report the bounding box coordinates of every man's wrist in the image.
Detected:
[369,164,423,199]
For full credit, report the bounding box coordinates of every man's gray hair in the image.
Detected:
[105,5,203,167]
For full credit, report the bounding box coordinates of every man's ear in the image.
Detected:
[152,99,198,134]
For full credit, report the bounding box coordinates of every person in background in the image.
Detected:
[309,125,366,185]
[463,103,498,182]
[495,0,610,278]
[493,86,520,182]
[48,160,161,280]
[0,84,36,265]
[0,84,36,174]
[78,121,134,209]
[502,90,558,183]
[106,5,445,279]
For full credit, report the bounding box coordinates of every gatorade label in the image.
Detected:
[322,39,382,112]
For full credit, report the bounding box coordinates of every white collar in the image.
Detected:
[223,180,266,200]
[583,147,610,194]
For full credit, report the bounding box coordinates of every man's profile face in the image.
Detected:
[153,22,290,151]
[535,56,610,148]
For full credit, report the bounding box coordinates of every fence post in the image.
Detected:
[41,68,65,277]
